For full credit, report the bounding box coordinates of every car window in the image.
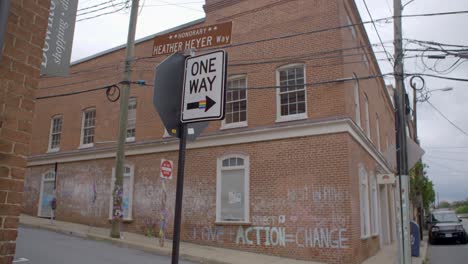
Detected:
[432,212,459,223]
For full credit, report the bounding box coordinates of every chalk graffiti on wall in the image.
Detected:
[192,223,349,249]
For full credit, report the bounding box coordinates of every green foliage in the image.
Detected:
[438,201,450,208]
[409,161,435,211]
[456,205,468,214]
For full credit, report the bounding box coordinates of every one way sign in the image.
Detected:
[181,50,227,123]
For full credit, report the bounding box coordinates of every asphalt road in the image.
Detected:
[14,227,195,264]
[428,218,468,264]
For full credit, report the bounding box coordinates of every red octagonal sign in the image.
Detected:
[160,159,173,180]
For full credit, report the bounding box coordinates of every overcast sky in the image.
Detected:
[72,0,468,203]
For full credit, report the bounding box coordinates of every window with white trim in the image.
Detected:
[359,165,371,238]
[376,114,381,151]
[126,98,137,141]
[353,76,361,128]
[109,165,134,221]
[223,76,247,128]
[364,94,370,138]
[276,64,307,122]
[80,108,96,147]
[48,115,62,152]
[370,174,379,235]
[347,15,357,39]
[216,155,249,223]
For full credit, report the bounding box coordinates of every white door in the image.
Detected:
[38,171,55,217]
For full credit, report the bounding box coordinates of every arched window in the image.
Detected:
[370,174,379,235]
[364,94,370,138]
[376,114,381,151]
[216,154,249,223]
[359,165,371,238]
[353,74,361,128]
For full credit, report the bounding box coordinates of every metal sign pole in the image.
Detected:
[171,123,187,264]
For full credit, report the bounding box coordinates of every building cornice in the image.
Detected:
[27,118,393,173]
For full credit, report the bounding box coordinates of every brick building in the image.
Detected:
[23,0,398,263]
[0,0,50,263]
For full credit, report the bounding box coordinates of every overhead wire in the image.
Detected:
[426,100,468,137]
[361,0,394,65]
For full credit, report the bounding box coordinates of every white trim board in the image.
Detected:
[28,118,393,173]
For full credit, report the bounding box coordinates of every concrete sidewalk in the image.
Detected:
[19,214,427,264]
[362,239,428,264]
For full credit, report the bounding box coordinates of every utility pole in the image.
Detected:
[394,0,411,263]
[110,0,140,238]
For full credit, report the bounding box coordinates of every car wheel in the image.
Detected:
[463,235,468,245]
[429,235,436,245]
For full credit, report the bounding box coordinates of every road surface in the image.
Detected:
[14,227,195,264]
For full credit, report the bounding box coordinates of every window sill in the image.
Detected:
[361,235,370,240]
[108,218,134,223]
[371,233,379,237]
[126,137,135,143]
[215,221,251,226]
[275,113,307,123]
[220,121,248,130]
[47,148,60,153]
[79,144,94,149]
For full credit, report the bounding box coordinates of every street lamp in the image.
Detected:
[427,87,453,93]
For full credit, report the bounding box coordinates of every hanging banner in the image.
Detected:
[0,0,10,61]
[41,0,79,76]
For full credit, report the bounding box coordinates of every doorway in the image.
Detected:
[38,171,55,217]
[379,185,391,245]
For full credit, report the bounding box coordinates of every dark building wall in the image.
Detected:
[0,0,50,263]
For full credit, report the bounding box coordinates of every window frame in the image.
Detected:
[275,63,308,123]
[48,115,63,152]
[359,165,371,239]
[216,154,250,224]
[126,97,137,142]
[353,74,361,128]
[80,108,96,148]
[364,94,371,139]
[108,165,135,221]
[221,75,248,130]
[370,174,380,236]
[376,114,381,151]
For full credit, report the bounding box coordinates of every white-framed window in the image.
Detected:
[347,14,357,39]
[109,165,134,221]
[80,108,96,148]
[126,97,137,142]
[276,64,307,122]
[353,75,361,128]
[48,115,62,152]
[216,154,250,223]
[370,174,379,236]
[359,165,371,238]
[38,171,55,217]
[222,75,247,129]
[376,114,381,151]
[364,94,370,138]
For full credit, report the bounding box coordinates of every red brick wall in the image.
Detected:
[0,0,49,263]
[26,133,361,263]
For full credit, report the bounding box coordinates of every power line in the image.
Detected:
[426,100,468,137]
[407,73,468,82]
[361,0,394,65]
